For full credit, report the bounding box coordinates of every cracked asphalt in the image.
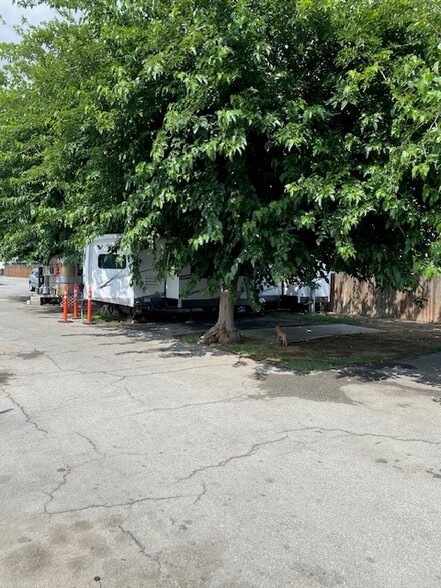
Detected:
[1,276,440,588]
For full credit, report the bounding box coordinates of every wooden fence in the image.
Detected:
[4,264,32,278]
[332,273,441,323]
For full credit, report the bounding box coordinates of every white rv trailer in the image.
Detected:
[83,234,219,314]
[258,278,331,308]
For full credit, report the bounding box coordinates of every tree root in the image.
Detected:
[199,323,243,345]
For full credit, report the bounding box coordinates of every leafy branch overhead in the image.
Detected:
[0,0,439,295]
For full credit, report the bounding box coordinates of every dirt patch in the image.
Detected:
[293,318,441,360]
[0,371,12,385]
[16,350,44,360]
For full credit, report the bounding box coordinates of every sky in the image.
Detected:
[0,1,56,43]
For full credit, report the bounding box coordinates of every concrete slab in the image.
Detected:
[243,323,379,343]
[27,294,41,305]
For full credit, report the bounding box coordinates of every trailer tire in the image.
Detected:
[99,304,113,317]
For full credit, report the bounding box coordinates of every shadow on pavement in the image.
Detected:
[337,358,441,389]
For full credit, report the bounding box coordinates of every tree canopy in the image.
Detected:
[1,0,440,299]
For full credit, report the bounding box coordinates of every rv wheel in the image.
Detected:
[99,304,114,317]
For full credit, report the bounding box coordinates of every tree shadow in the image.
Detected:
[158,335,231,361]
[336,356,441,389]
[57,318,221,360]
[9,295,31,303]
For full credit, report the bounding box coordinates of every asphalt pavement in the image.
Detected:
[1,276,440,588]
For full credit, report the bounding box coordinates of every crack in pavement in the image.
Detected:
[30,391,247,421]
[42,455,109,516]
[46,493,194,516]
[33,397,80,415]
[118,523,162,572]
[277,424,441,446]
[43,464,72,515]
[5,348,63,370]
[12,360,239,382]
[75,431,105,456]
[177,435,289,482]
[193,482,207,505]
[42,352,63,371]
[121,394,248,420]
[118,384,146,407]
[64,362,238,379]
[7,393,48,435]
[97,362,241,379]
[109,375,128,386]
[6,370,71,379]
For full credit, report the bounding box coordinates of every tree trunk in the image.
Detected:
[199,288,242,345]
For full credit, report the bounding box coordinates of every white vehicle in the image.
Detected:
[83,234,218,314]
[258,277,331,309]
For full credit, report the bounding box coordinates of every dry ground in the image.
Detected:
[299,317,441,356]
[227,316,441,371]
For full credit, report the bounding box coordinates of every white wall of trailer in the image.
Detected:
[83,235,217,310]
[83,235,135,307]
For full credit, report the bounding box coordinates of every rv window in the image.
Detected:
[98,254,127,269]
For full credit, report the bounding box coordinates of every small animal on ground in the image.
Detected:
[275,325,288,347]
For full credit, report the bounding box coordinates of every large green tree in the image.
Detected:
[1,0,440,341]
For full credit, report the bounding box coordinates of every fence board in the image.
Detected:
[332,273,441,323]
[4,265,32,278]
